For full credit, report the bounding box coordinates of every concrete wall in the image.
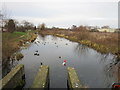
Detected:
[67,67,84,90]
[0,64,25,89]
[31,65,49,89]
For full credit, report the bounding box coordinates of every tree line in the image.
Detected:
[0,18,47,32]
[0,10,46,33]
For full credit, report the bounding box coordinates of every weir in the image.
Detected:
[67,67,84,89]
[0,64,25,89]
[31,65,49,88]
[1,64,85,89]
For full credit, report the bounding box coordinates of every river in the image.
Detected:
[2,34,118,88]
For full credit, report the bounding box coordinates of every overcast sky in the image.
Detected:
[0,0,119,28]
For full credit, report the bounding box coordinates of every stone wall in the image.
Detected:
[0,64,25,89]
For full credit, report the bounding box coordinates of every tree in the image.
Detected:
[22,20,34,30]
[39,23,45,30]
[7,19,15,32]
[0,3,11,32]
[34,26,36,30]
[0,11,4,31]
[101,26,110,29]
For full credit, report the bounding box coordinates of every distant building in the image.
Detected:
[88,26,99,32]
[114,29,120,33]
[97,28,116,32]
[0,28,7,32]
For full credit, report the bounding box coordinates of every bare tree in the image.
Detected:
[0,3,11,32]
[21,20,34,30]
[40,23,45,30]
[0,11,4,31]
[38,23,46,30]
[101,26,110,29]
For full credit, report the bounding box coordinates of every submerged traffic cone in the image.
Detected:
[62,60,67,66]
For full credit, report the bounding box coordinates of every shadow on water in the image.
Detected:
[2,58,19,78]
[104,57,120,86]
[73,42,119,87]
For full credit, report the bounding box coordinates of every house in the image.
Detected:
[97,28,116,32]
[88,26,99,32]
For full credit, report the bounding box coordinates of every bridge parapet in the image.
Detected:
[67,67,85,89]
[0,64,25,89]
[1,64,86,89]
[31,65,49,89]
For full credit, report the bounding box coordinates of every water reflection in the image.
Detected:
[51,36,58,41]
[103,55,120,87]
[74,42,119,87]
[37,34,46,41]
[2,59,19,78]
[74,43,89,56]
[104,57,120,83]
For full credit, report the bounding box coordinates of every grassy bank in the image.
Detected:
[39,30,120,59]
[2,31,37,62]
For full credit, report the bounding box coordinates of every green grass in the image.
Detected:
[2,32,26,41]
[14,32,26,36]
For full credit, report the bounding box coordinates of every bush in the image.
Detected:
[15,53,24,60]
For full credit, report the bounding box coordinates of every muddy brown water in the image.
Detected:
[2,35,118,88]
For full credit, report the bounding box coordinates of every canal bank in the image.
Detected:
[39,30,120,61]
[2,31,37,78]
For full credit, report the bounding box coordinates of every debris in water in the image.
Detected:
[37,54,39,56]
[41,62,43,65]
[34,53,37,55]
[62,60,67,66]
[35,50,38,52]
[114,62,117,65]
[34,53,39,56]
[110,65,112,67]
[59,56,61,58]
[37,41,40,43]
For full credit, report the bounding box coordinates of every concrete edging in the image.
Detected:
[0,64,25,89]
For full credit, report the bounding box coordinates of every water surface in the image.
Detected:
[3,35,117,88]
